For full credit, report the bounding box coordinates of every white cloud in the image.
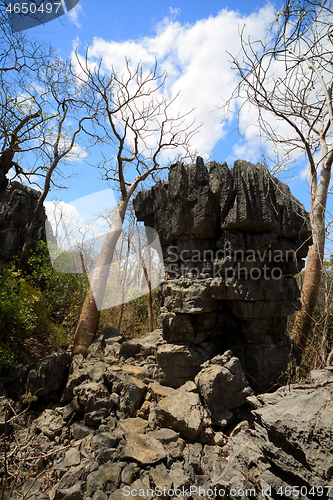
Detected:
[73,6,276,160]
[67,142,88,162]
[44,200,83,247]
[45,194,165,308]
[300,150,326,181]
[229,10,333,175]
[300,164,310,180]
[67,3,83,28]
[168,7,180,20]
[44,189,118,247]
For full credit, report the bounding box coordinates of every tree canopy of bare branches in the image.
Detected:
[227,0,333,355]
[0,5,99,270]
[14,55,99,271]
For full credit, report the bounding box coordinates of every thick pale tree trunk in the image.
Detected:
[72,198,128,356]
[291,153,331,350]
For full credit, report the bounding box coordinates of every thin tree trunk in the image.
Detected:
[17,159,59,272]
[17,209,43,272]
[142,264,153,332]
[136,224,154,332]
[117,303,125,331]
[72,198,128,356]
[77,251,87,322]
[118,235,131,331]
[320,273,329,365]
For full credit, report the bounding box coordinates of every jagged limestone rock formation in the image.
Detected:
[0,175,52,260]
[134,158,311,391]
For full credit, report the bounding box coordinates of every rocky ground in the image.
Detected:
[1,328,333,500]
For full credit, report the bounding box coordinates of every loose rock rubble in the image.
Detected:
[1,330,333,499]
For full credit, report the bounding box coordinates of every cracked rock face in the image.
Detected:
[0,177,54,260]
[134,158,311,391]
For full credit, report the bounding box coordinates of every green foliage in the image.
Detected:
[0,261,38,368]
[0,260,38,336]
[0,241,89,368]
[23,240,89,327]
[323,255,333,270]
[0,257,72,368]
[0,341,18,370]
[100,288,160,338]
[1,238,161,368]
[20,279,69,345]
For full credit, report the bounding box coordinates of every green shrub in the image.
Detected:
[0,249,75,368]
[0,341,18,370]
[1,239,163,365]
[19,279,69,344]
[0,260,38,336]
[23,240,89,327]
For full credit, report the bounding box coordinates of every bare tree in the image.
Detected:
[227,0,333,354]
[0,0,52,75]
[92,204,158,332]
[49,200,100,275]
[0,1,54,179]
[16,58,96,271]
[0,4,96,271]
[135,220,154,332]
[72,53,199,356]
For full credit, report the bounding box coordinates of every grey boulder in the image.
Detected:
[195,351,253,425]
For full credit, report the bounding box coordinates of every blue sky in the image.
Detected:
[29,1,271,50]
[17,0,326,226]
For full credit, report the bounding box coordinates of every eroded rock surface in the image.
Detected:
[0,176,54,260]
[2,330,333,499]
[2,157,323,498]
[213,372,333,498]
[134,158,311,391]
[195,351,253,425]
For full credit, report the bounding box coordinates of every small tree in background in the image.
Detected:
[228,0,333,357]
[93,202,160,333]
